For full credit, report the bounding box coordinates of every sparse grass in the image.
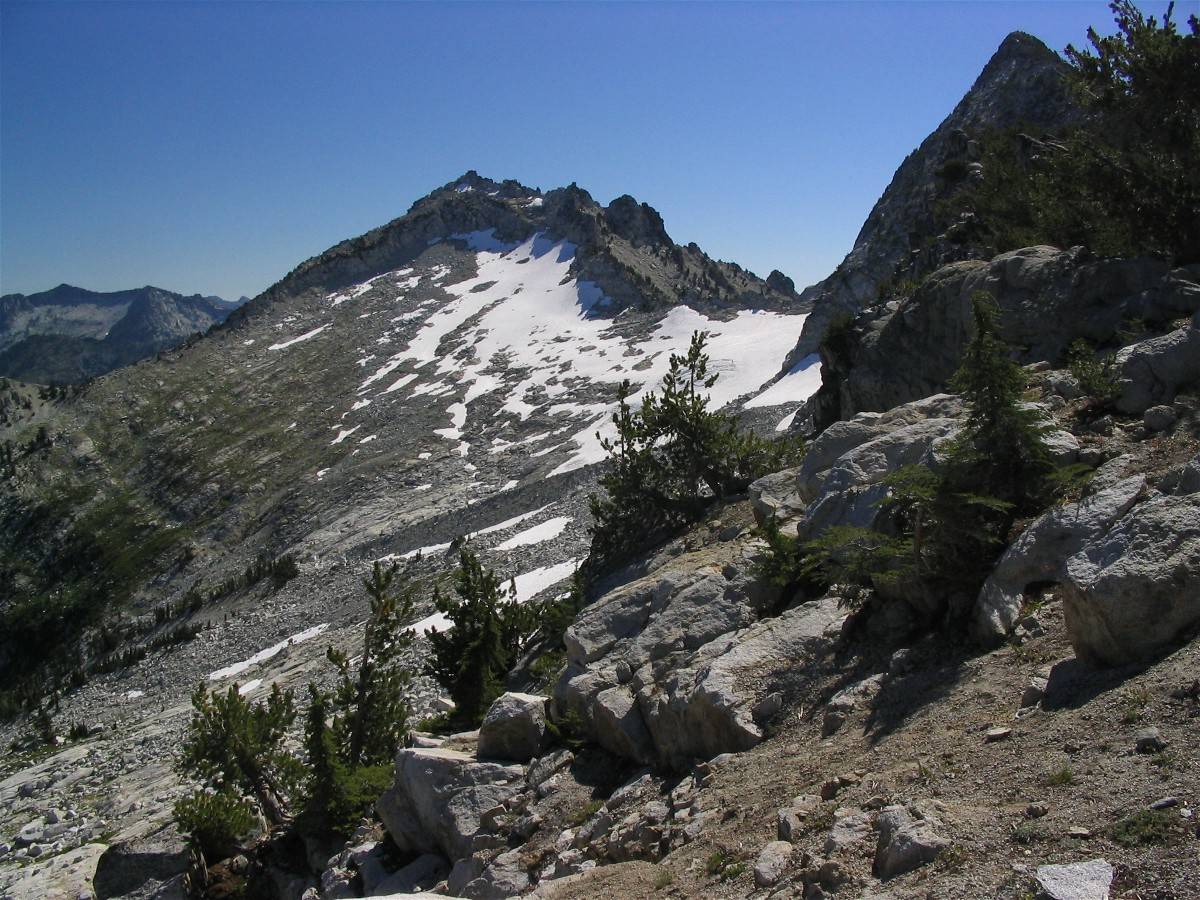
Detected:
[1119,686,1151,724]
[653,868,674,890]
[935,844,969,872]
[1006,638,1034,663]
[1011,822,1050,845]
[1019,594,1047,617]
[720,862,746,882]
[414,711,455,734]
[805,803,837,833]
[570,799,604,827]
[1150,751,1178,771]
[1110,809,1178,847]
[1043,766,1075,787]
[705,850,746,881]
[529,649,566,692]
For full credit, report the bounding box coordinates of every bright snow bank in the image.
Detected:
[745,353,823,409]
[350,230,811,472]
[268,324,330,351]
[208,623,329,681]
[386,505,555,561]
[495,516,572,550]
[511,559,579,603]
[406,558,579,635]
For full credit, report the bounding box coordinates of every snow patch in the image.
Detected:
[208,624,330,681]
[745,353,823,409]
[495,516,573,550]
[512,559,579,604]
[269,324,330,351]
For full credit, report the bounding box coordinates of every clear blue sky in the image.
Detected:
[1,1,1132,301]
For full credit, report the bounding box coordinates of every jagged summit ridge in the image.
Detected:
[247,172,802,327]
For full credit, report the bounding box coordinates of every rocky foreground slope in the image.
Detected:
[0,172,820,898]
[1,27,1198,900]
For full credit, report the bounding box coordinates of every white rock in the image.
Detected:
[1063,492,1200,665]
[753,840,794,887]
[1035,858,1114,900]
[376,747,524,861]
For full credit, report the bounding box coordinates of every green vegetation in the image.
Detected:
[588,330,802,574]
[173,789,258,861]
[705,850,746,881]
[176,682,300,827]
[653,867,675,890]
[327,561,415,767]
[0,485,187,720]
[939,2,1199,263]
[1065,338,1120,407]
[424,548,536,725]
[297,561,417,839]
[761,293,1060,621]
[571,799,605,826]
[1110,808,1179,846]
[175,562,423,854]
[1011,821,1050,845]
[297,685,393,841]
[1044,766,1076,787]
[1118,686,1152,724]
[950,295,1053,514]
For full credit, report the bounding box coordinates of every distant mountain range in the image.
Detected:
[0,284,247,383]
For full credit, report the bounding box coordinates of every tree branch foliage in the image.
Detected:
[588,330,803,574]
[941,1,1199,262]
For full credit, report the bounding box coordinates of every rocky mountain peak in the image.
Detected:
[602,194,671,248]
[783,30,1079,365]
[253,173,802,323]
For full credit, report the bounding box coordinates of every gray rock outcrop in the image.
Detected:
[808,246,1200,429]
[1115,319,1200,414]
[1063,491,1200,666]
[376,747,525,861]
[873,805,949,879]
[1035,858,1114,900]
[753,840,794,887]
[972,471,1148,644]
[478,692,549,763]
[789,33,1078,362]
[556,537,845,768]
[969,444,1199,661]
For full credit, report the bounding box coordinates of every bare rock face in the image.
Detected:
[92,833,191,900]
[555,536,845,768]
[1116,319,1200,414]
[478,692,549,763]
[376,747,525,861]
[808,247,1200,430]
[872,805,949,879]
[1062,491,1200,666]
[1035,858,1114,900]
[753,840,795,887]
[972,471,1148,645]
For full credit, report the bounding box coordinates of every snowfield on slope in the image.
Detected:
[302,230,817,478]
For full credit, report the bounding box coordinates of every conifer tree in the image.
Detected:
[327,561,415,767]
[176,682,298,826]
[589,330,801,572]
[424,549,534,724]
[948,293,1052,514]
[298,684,349,838]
